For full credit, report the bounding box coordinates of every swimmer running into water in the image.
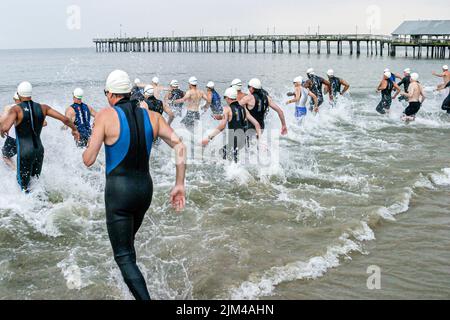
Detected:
[142,85,175,125]
[203,81,224,120]
[231,79,247,101]
[286,77,318,122]
[164,80,185,118]
[399,73,426,122]
[376,71,401,114]
[324,69,350,105]
[0,82,79,192]
[432,65,450,90]
[64,88,97,148]
[83,70,186,300]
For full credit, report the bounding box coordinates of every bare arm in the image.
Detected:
[377,80,386,92]
[392,83,401,99]
[323,79,333,100]
[82,110,106,167]
[156,113,186,211]
[174,90,191,104]
[420,85,426,103]
[43,105,80,140]
[0,107,19,138]
[432,72,444,78]
[268,97,288,135]
[238,95,252,107]
[88,105,97,117]
[286,87,301,105]
[202,108,229,144]
[308,91,319,111]
[203,92,212,110]
[341,79,350,95]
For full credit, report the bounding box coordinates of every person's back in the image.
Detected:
[145,96,164,115]
[186,87,204,111]
[210,89,223,115]
[249,89,269,130]
[329,76,341,98]
[71,102,92,145]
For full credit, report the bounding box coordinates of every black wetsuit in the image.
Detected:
[168,89,185,117]
[131,86,145,102]
[329,76,342,98]
[307,74,325,108]
[15,101,45,192]
[398,76,411,102]
[145,97,164,115]
[71,103,92,148]
[441,81,450,114]
[376,80,394,114]
[247,89,269,131]
[105,98,154,300]
[223,102,247,163]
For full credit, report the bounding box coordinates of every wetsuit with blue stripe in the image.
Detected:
[105,98,154,300]
[71,103,92,148]
[15,101,45,192]
[210,90,223,115]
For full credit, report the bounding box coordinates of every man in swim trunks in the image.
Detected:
[203,81,224,120]
[376,71,401,114]
[400,73,426,121]
[286,77,318,121]
[65,88,97,148]
[202,87,261,162]
[82,70,186,301]
[0,81,79,192]
[174,77,209,131]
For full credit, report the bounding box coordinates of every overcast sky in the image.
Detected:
[0,0,448,49]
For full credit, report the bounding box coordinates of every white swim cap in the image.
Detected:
[411,73,419,81]
[170,80,179,87]
[189,76,198,86]
[443,65,449,70]
[13,92,19,100]
[248,78,262,90]
[17,81,32,98]
[105,70,132,94]
[144,85,154,96]
[134,78,141,85]
[384,71,392,79]
[327,69,334,77]
[384,68,390,73]
[206,81,215,89]
[293,76,303,84]
[224,87,238,100]
[152,77,160,84]
[307,68,315,75]
[404,68,411,74]
[231,79,243,90]
[73,88,84,99]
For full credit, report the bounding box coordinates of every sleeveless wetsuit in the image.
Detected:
[295,87,309,120]
[247,89,269,131]
[168,89,185,117]
[210,90,223,115]
[376,80,394,114]
[330,77,342,98]
[308,74,325,108]
[71,103,92,148]
[145,97,164,115]
[105,98,154,300]
[441,81,450,114]
[223,102,247,163]
[15,101,45,192]
[131,86,145,102]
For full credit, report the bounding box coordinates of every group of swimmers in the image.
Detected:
[0,64,449,300]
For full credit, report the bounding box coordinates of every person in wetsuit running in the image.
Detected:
[438,79,450,114]
[0,93,21,169]
[398,68,412,103]
[143,86,175,125]
[376,72,401,114]
[0,82,79,192]
[203,81,224,120]
[238,78,288,139]
[65,88,97,148]
[325,69,350,106]
[286,77,318,122]
[82,70,186,301]
[165,80,185,118]
[306,68,333,110]
[201,87,261,162]
[399,73,426,121]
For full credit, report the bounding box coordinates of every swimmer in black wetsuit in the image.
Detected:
[82,70,186,300]
[438,80,450,114]
[0,82,79,192]
[164,80,185,118]
[398,68,412,103]
[376,72,401,114]
[201,87,261,163]
[324,69,350,106]
[142,85,175,125]
[306,68,333,109]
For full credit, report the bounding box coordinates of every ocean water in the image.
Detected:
[0,48,449,300]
